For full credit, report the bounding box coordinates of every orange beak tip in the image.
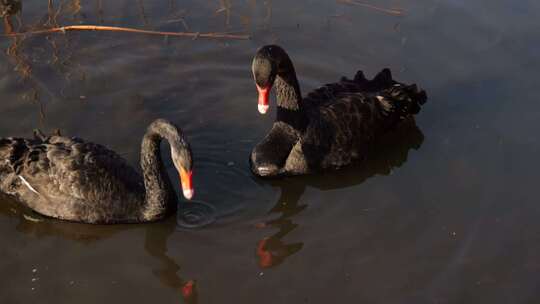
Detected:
[258,104,269,114]
[180,169,194,200]
[183,188,194,200]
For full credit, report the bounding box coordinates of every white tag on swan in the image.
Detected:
[19,176,40,196]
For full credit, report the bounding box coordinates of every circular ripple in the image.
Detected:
[176,201,217,229]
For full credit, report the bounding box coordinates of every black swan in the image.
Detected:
[0,119,195,224]
[250,45,427,177]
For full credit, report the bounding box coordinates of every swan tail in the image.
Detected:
[371,68,394,87]
[33,129,47,141]
[0,138,27,174]
[354,68,395,91]
[33,128,62,141]
[376,82,427,116]
[353,70,368,85]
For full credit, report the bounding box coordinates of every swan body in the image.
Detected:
[250,45,427,177]
[0,119,194,224]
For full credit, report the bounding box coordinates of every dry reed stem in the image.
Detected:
[337,0,404,16]
[1,25,250,40]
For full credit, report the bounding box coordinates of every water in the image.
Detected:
[0,0,539,303]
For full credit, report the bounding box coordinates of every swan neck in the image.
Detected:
[275,57,302,111]
[275,57,307,131]
[140,129,176,221]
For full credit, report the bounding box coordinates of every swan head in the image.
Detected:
[145,119,195,201]
[252,45,280,114]
[170,137,194,201]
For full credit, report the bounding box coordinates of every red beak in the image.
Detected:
[257,237,273,268]
[181,280,197,301]
[180,168,194,200]
[257,85,270,114]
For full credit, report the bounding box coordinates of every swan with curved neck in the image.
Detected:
[0,119,195,224]
[250,45,427,177]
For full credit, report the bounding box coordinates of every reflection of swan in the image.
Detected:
[256,181,305,268]
[256,119,424,267]
[0,119,194,224]
[0,192,131,241]
[0,194,198,301]
[144,217,199,304]
[250,45,427,177]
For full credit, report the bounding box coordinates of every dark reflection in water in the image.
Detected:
[144,218,199,304]
[256,119,423,268]
[255,182,306,268]
[0,194,198,302]
[1,195,108,241]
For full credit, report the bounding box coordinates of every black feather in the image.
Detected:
[250,45,427,177]
[0,120,192,224]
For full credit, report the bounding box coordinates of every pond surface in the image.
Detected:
[1,0,539,303]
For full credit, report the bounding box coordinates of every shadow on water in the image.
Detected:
[0,196,199,303]
[255,119,424,268]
